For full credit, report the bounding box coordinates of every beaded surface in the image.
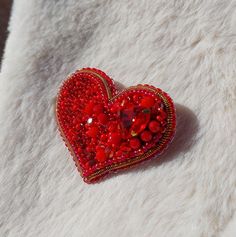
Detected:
[56,68,176,183]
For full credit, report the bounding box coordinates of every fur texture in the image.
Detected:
[0,0,236,236]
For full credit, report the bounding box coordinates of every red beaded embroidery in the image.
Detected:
[56,68,176,183]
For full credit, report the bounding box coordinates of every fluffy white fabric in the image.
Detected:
[0,0,236,236]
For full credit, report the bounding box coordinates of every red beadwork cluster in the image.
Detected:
[56,68,176,182]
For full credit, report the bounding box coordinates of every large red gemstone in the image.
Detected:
[120,107,151,137]
[120,107,135,130]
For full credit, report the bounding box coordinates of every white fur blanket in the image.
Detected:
[0,1,236,236]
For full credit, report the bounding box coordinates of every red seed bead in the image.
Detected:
[148,120,161,133]
[93,104,103,114]
[140,130,152,142]
[86,146,93,152]
[62,90,68,96]
[71,104,78,111]
[129,138,141,149]
[132,94,140,101]
[140,96,155,108]
[110,103,121,113]
[84,101,94,115]
[107,122,118,132]
[77,147,82,153]
[91,138,97,144]
[100,134,107,142]
[115,150,123,157]
[86,126,99,138]
[96,148,107,162]
[75,123,81,130]
[98,113,108,124]
[120,143,131,152]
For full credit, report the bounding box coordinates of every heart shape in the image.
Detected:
[56,68,176,183]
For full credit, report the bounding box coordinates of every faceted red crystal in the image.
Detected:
[93,104,103,114]
[86,126,99,138]
[97,113,108,124]
[84,101,95,115]
[120,108,135,129]
[140,96,155,107]
[120,106,151,137]
[130,109,151,136]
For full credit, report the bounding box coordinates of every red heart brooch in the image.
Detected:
[56,68,176,183]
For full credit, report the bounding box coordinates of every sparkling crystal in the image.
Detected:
[87,118,93,124]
